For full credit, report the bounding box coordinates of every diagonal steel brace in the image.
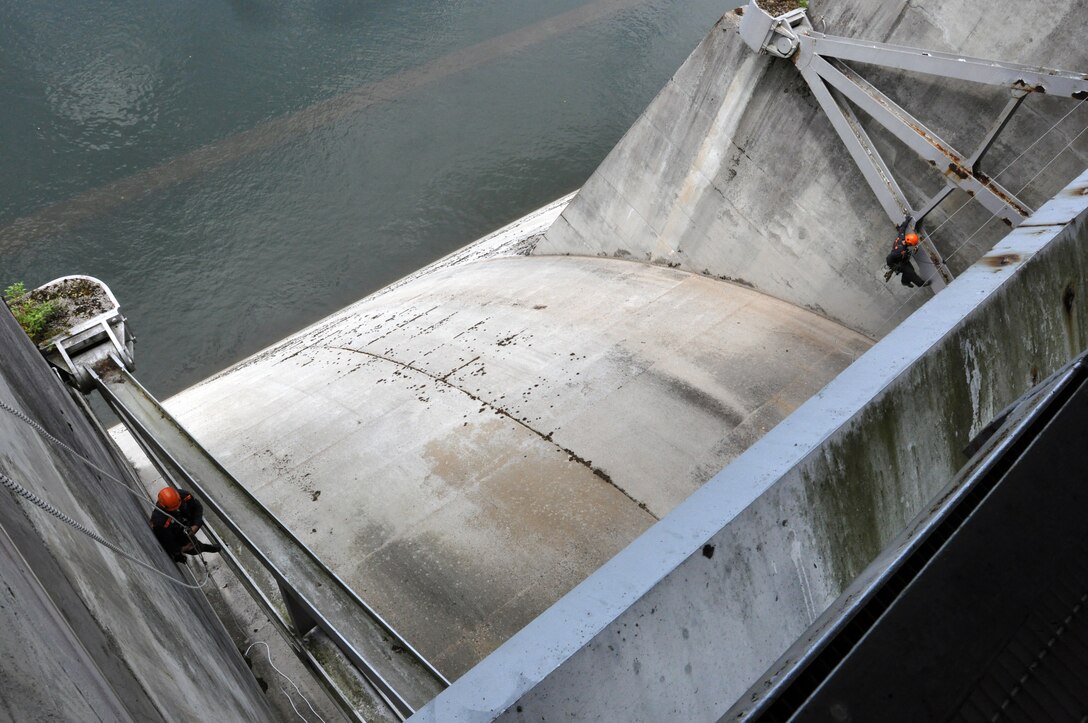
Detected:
[807,53,1031,227]
[740,0,1088,290]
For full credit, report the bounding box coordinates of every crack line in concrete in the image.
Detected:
[439,356,481,383]
[323,344,658,519]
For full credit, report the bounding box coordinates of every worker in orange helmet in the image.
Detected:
[149,487,221,563]
[884,215,932,289]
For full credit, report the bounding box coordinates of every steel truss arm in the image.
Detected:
[799,63,951,286]
[809,33,1088,99]
[805,52,1032,227]
[737,0,1088,289]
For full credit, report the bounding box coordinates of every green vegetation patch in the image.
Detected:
[758,0,807,14]
[3,282,62,345]
[4,278,108,347]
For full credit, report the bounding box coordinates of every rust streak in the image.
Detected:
[981,253,1021,267]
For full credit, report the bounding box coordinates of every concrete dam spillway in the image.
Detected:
[113,7,885,681]
[116,244,873,675]
[4,0,1088,719]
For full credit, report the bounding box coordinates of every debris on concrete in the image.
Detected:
[758,0,806,16]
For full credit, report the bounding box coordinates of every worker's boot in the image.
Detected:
[198,542,222,554]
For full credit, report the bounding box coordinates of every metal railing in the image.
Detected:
[93,360,448,721]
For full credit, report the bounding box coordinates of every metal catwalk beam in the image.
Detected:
[94,363,447,720]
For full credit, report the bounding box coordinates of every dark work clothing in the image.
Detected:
[886,220,929,288]
[149,489,204,561]
[886,247,928,287]
[895,260,927,287]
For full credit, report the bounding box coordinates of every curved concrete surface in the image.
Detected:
[536,1,1088,337]
[124,253,870,677]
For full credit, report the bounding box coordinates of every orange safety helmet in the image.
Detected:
[905,232,920,246]
[157,487,182,511]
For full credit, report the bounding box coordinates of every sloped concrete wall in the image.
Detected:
[536,0,1088,338]
[0,307,273,721]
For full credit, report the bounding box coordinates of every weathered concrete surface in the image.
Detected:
[99,366,447,713]
[115,251,871,679]
[415,169,1088,722]
[105,0,1088,714]
[536,1,1088,338]
[0,306,274,720]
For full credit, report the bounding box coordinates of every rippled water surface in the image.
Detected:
[1,0,729,396]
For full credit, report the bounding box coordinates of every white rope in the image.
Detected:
[244,641,328,723]
[876,109,1088,335]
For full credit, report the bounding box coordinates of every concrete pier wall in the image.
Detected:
[0,308,272,720]
[536,0,1088,338]
[417,161,1088,723]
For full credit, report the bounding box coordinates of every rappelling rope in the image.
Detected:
[0,469,208,589]
[0,400,325,716]
[0,397,135,491]
[244,641,328,723]
[922,96,1088,240]
[875,102,1088,336]
[0,397,204,536]
[0,397,211,588]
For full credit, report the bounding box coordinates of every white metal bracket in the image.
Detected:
[32,275,136,392]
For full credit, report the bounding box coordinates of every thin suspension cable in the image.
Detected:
[939,122,1088,271]
[992,98,1088,179]
[0,469,209,589]
[0,397,212,587]
[924,97,1088,239]
[877,117,1088,336]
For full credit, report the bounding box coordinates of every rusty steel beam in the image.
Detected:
[808,54,1032,227]
[798,65,910,221]
[739,0,1088,248]
[808,33,1088,99]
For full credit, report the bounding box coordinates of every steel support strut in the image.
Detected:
[809,54,1031,226]
[739,0,1088,288]
[808,34,1088,99]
